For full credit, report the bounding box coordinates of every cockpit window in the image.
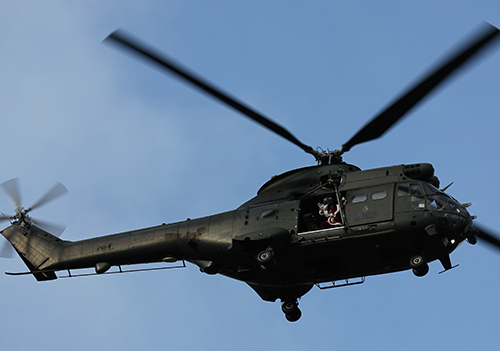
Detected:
[427,194,465,213]
[409,184,425,210]
[397,183,409,196]
[397,181,469,215]
[422,182,440,195]
[410,184,423,196]
[399,183,425,207]
[398,183,423,196]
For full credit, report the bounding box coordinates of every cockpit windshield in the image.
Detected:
[422,182,440,195]
[398,181,468,216]
[426,193,468,216]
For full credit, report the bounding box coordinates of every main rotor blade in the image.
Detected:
[29,182,68,212]
[476,225,500,251]
[1,178,21,209]
[341,23,500,153]
[104,29,319,160]
[0,213,12,222]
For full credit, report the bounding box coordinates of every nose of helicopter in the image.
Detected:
[427,194,474,247]
[436,203,471,229]
[451,204,476,245]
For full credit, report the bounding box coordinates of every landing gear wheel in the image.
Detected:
[412,263,429,277]
[410,255,429,277]
[257,249,274,270]
[410,255,424,267]
[282,301,298,315]
[257,249,273,264]
[285,309,302,322]
[282,300,302,322]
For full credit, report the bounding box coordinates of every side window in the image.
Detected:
[352,194,367,204]
[372,190,387,200]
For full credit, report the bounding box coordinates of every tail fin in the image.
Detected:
[1,224,62,281]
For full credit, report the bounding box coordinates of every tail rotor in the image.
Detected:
[0,178,68,258]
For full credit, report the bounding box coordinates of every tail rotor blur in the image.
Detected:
[0,178,68,258]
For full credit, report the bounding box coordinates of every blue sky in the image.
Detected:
[1,1,499,350]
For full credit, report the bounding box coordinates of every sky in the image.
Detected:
[0,1,499,350]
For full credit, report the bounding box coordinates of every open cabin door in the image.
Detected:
[297,192,345,234]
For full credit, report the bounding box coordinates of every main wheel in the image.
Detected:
[281,301,299,315]
[257,249,273,264]
[257,249,274,270]
[285,309,302,322]
[410,255,429,277]
[410,255,425,268]
[412,263,429,277]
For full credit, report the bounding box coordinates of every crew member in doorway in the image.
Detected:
[318,197,342,228]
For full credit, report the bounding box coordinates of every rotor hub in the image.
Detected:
[316,149,343,165]
[13,207,32,227]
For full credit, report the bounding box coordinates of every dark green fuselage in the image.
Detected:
[2,162,474,302]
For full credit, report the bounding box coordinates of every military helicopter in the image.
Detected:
[1,23,500,322]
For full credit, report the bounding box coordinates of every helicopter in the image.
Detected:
[1,23,500,322]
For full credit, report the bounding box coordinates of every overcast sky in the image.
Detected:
[1,2,500,350]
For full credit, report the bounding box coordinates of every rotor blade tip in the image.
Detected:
[103,28,125,44]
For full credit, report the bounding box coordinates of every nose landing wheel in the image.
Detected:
[282,300,302,322]
[410,255,429,277]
